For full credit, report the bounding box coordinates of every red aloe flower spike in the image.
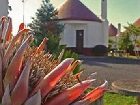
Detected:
[24,35,33,46]
[5,17,12,42]
[0,50,3,98]
[18,23,25,32]
[45,79,95,105]
[0,45,5,58]
[0,21,3,40]
[4,36,30,90]
[3,29,29,69]
[1,18,8,41]
[73,71,83,79]
[0,18,6,41]
[73,60,82,68]
[2,85,12,105]
[0,16,7,23]
[36,37,48,53]
[31,58,74,97]
[0,16,7,38]
[67,60,82,72]
[11,59,31,105]
[57,49,65,63]
[82,80,108,103]
[24,90,41,105]
[71,100,90,105]
[87,72,97,80]
[99,80,108,88]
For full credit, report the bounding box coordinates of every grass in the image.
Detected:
[104,92,137,105]
[108,53,139,59]
[128,55,139,59]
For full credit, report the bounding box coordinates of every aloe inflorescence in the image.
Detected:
[0,16,107,105]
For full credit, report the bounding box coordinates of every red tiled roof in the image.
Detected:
[134,18,140,27]
[109,24,118,36]
[57,0,102,22]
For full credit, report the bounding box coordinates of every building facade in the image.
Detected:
[57,0,108,55]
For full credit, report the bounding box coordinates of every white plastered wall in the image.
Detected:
[59,20,107,48]
[86,21,104,47]
[102,20,109,47]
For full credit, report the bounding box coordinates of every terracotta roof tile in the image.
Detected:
[109,24,118,36]
[57,0,102,22]
[134,18,140,27]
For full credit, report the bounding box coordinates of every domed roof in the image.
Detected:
[134,18,140,27]
[57,0,102,22]
[109,24,118,36]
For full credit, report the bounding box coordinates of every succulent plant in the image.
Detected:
[0,16,108,105]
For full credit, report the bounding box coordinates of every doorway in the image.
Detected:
[76,30,84,53]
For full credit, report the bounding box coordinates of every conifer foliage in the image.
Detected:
[29,0,63,53]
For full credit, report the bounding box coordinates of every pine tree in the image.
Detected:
[29,0,63,53]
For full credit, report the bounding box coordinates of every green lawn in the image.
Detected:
[104,92,137,105]
[108,54,139,59]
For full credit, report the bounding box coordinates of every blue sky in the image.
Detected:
[9,0,140,33]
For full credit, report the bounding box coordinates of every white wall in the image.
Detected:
[102,20,109,47]
[130,35,140,51]
[86,21,104,47]
[0,0,8,18]
[59,20,107,48]
[60,23,77,47]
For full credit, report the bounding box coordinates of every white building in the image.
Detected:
[57,0,108,55]
[0,0,8,18]
[108,24,118,49]
[133,18,140,51]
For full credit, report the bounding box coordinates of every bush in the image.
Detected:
[93,45,108,56]
[62,50,79,60]
[62,50,80,74]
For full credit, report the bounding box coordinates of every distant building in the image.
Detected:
[0,0,8,18]
[134,18,140,27]
[133,18,140,51]
[108,24,118,49]
[109,24,118,37]
[57,0,108,56]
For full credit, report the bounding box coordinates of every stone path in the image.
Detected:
[80,56,140,88]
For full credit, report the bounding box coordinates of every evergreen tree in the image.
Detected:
[29,0,63,53]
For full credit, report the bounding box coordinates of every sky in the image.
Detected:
[9,0,140,33]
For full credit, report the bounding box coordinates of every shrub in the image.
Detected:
[93,45,108,56]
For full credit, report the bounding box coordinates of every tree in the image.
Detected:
[108,39,116,50]
[124,24,140,57]
[118,32,133,54]
[118,24,140,58]
[29,0,63,53]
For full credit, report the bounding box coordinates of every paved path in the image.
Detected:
[80,56,140,88]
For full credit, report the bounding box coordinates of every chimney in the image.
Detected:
[101,0,107,20]
[117,23,121,36]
